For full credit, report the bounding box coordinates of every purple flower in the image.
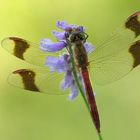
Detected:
[46,54,70,72]
[56,21,77,31]
[52,30,66,40]
[56,21,85,32]
[40,39,66,52]
[61,71,73,89]
[68,83,79,100]
[40,20,96,100]
[46,54,81,100]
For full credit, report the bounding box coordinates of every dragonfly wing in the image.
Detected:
[8,68,69,95]
[1,37,66,67]
[90,42,140,85]
[89,11,140,85]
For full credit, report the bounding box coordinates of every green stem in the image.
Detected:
[98,133,103,140]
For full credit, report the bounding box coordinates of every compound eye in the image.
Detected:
[70,35,76,42]
[77,34,84,41]
[80,35,84,40]
[65,32,70,38]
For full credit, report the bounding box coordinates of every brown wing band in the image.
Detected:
[13,69,40,92]
[125,11,140,37]
[129,40,140,68]
[9,37,29,60]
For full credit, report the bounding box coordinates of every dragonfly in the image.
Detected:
[1,11,140,135]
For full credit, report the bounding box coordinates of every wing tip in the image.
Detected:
[12,69,33,74]
[128,11,140,18]
[1,36,26,47]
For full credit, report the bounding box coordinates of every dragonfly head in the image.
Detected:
[65,27,88,44]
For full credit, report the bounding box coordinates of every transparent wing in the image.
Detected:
[1,37,67,67]
[7,68,69,95]
[1,37,70,94]
[89,11,140,85]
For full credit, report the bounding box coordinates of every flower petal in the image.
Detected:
[68,83,79,101]
[46,56,65,72]
[61,71,73,89]
[45,56,59,66]
[40,39,66,52]
[45,56,60,72]
[56,21,68,30]
[56,21,79,31]
[45,54,70,72]
[52,30,65,40]
[84,42,95,54]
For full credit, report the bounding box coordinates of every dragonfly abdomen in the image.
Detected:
[81,67,100,133]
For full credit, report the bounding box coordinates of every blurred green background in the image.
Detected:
[0,0,140,140]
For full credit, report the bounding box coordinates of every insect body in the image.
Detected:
[66,31,100,132]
